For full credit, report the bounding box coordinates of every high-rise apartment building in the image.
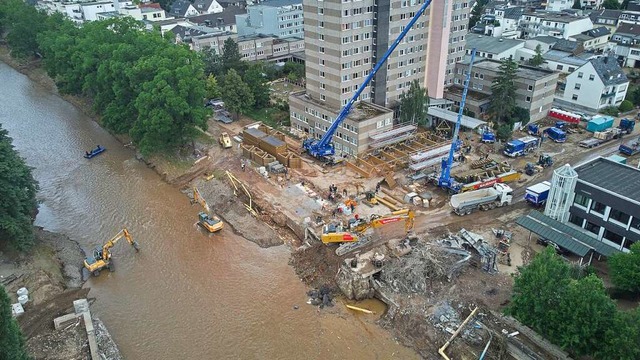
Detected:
[289,0,430,155]
[425,0,471,98]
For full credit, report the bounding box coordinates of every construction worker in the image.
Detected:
[241,162,246,171]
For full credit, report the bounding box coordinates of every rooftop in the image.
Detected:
[543,50,589,66]
[530,35,559,44]
[189,5,246,26]
[460,58,555,80]
[614,22,640,37]
[589,9,622,22]
[591,55,628,86]
[466,35,524,54]
[426,107,487,129]
[256,0,302,7]
[502,6,525,20]
[292,91,391,122]
[574,156,640,204]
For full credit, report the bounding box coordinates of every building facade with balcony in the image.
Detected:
[568,157,640,253]
[236,0,303,38]
[556,55,629,113]
[445,59,558,122]
[519,12,593,40]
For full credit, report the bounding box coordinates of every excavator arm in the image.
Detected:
[100,228,139,261]
[355,209,415,234]
[193,187,211,213]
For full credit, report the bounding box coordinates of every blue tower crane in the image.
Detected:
[437,48,477,193]
[302,0,434,159]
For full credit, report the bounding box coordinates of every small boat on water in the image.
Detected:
[84,145,105,159]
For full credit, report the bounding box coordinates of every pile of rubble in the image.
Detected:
[306,286,334,308]
[436,228,500,274]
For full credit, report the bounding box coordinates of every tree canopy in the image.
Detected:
[488,57,518,123]
[244,63,271,109]
[0,2,208,155]
[507,247,640,358]
[0,286,30,360]
[221,69,254,119]
[603,0,621,9]
[398,80,429,126]
[0,125,39,251]
[608,242,640,294]
[529,44,544,66]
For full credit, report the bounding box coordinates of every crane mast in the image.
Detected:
[303,0,434,159]
[438,48,477,191]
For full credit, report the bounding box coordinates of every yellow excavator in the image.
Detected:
[84,228,140,277]
[321,209,415,244]
[192,187,224,233]
[219,132,232,149]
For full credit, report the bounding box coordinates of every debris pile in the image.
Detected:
[306,286,334,308]
[430,302,484,346]
[437,229,499,273]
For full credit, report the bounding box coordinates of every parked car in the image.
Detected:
[536,238,570,255]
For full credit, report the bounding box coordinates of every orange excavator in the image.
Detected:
[83,228,139,277]
[322,209,415,256]
[192,187,224,233]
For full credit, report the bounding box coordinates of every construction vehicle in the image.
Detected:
[351,209,415,234]
[579,128,622,148]
[525,181,551,207]
[432,48,478,195]
[302,0,434,159]
[620,136,640,156]
[537,154,553,168]
[192,187,224,233]
[503,136,539,157]
[219,132,232,149]
[83,228,139,277]
[619,118,636,134]
[481,129,496,143]
[364,191,378,205]
[527,123,540,136]
[524,163,541,176]
[450,183,513,216]
[544,127,566,143]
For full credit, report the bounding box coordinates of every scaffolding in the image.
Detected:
[544,164,578,224]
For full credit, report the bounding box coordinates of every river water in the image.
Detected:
[0,62,418,359]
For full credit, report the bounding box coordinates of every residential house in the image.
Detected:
[139,4,170,21]
[542,50,592,74]
[545,0,572,12]
[611,22,640,67]
[445,59,559,122]
[465,34,525,60]
[170,0,199,17]
[80,1,117,21]
[216,0,248,8]
[579,0,603,9]
[236,0,303,38]
[570,27,610,52]
[569,157,640,253]
[515,35,558,63]
[519,12,594,39]
[475,5,524,39]
[189,5,247,33]
[556,55,629,113]
[192,0,224,14]
[589,9,621,33]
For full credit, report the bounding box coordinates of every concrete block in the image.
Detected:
[54,313,81,330]
[83,312,94,334]
[73,299,89,314]
[11,303,24,317]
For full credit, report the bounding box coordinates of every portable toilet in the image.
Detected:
[586,116,614,132]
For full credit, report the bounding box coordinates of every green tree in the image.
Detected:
[603,0,621,8]
[243,63,271,108]
[283,61,304,81]
[221,38,244,74]
[488,57,518,123]
[512,106,530,126]
[201,46,223,76]
[221,69,254,119]
[596,308,640,359]
[1,0,49,58]
[619,99,634,112]
[625,86,640,105]
[529,44,545,66]
[398,79,429,126]
[469,0,489,30]
[572,0,582,9]
[608,242,640,294]
[496,124,512,141]
[205,74,221,100]
[0,286,30,360]
[0,125,39,251]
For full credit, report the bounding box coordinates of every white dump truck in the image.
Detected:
[450,183,513,215]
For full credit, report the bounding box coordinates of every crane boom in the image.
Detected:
[438,48,477,190]
[303,0,434,158]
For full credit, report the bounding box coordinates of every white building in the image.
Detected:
[465,34,525,60]
[611,22,640,67]
[545,0,573,12]
[192,0,224,14]
[520,12,594,39]
[557,55,629,113]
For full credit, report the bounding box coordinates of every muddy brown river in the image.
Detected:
[0,62,418,359]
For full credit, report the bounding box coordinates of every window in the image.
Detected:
[574,84,581,90]
[589,74,595,81]
[590,201,606,215]
[320,83,325,90]
[556,65,563,70]
[603,229,624,246]
[577,72,583,78]
[376,121,383,129]
[623,239,637,250]
[319,46,325,53]
[574,193,590,207]
[319,34,324,41]
[320,94,326,101]
[319,71,325,78]
[528,85,533,91]
[526,96,531,102]
[585,221,601,235]
[572,94,579,101]
[631,217,640,232]
[569,214,584,227]
[609,209,630,225]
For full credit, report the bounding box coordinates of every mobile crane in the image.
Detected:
[192,187,224,233]
[302,0,434,160]
[321,209,415,256]
[435,48,478,194]
[83,228,139,277]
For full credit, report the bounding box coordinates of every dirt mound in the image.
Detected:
[25,316,89,360]
[289,243,342,290]
[195,178,282,247]
[18,288,90,339]
[34,227,85,289]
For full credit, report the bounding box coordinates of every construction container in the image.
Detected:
[586,116,614,132]
[243,128,268,146]
[269,130,286,141]
[242,145,255,159]
[260,136,287,155]
[251,148,267,163]
[288,154,302,169]
[276,153,289,167]
[262,154,276,166]
[607,155,627,164]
